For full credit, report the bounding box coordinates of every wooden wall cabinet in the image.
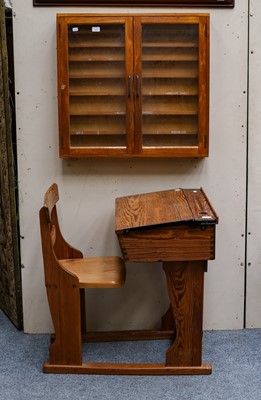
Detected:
[57,14,209,158]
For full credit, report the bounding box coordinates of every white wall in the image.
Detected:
[13,0,249,333]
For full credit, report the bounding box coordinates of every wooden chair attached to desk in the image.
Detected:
[40,184,218,375]
[39,183,126,374]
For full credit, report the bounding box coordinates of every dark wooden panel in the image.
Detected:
[0,5,22,329]
[34,0,234,7]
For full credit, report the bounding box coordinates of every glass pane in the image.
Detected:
[141,24,199,148]
[67,24,126,148]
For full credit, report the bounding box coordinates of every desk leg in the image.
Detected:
[162,260,206,367]
[161,305,176,331]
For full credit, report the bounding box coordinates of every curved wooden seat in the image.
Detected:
[59,256,125,288]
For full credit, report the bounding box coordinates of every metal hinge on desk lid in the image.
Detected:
[199,220,216,230]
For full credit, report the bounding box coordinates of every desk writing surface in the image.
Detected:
[115,188,217,233]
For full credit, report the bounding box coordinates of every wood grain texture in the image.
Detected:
[40,183,126,369]
[116,188,217,262]
[183,188,218,222]
[43,362,212,375]
[115,188,217,232]
[44,183,59,218]
[117,224,215,262]
[39,207,82,365]
[59,256,126,288]
[56,14,210,158]
[161,305,176,330]
[115,187,217,373]
[41,184,217,375]
[115,188,193,232]
[163,261,205,366]
[81,329,175,342]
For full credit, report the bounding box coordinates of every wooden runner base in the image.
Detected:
[43,362,212,375]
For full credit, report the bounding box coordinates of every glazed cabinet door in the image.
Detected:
[57,15,134,157]
[57,14,209,158]
[133,15,209,157]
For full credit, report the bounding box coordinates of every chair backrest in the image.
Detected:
[39,184,82,364]
[44,183,59,222]
[40,183,83,263]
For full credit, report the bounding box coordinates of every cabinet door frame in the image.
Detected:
[57,15,134,157]
[133,15,209,158]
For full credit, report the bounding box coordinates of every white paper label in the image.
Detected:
[72,27,78,32]
[92,27,101,32]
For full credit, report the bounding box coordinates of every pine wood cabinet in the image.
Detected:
[57,14,209,158]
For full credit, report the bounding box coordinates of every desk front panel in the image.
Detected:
[117,224,215,262]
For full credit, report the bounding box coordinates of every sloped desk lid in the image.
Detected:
[115,188,218,233]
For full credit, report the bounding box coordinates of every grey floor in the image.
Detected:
[1,309,261,400]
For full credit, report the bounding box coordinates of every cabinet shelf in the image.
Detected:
[69,44,125,49]
[142,78,198,96]
[70,130,195,136]
[70,130,125,135]
[69,47,125,62]
[70,111,126,116]
[142,62,198,79]
[142,97,198,115]
[69,61,125,79]
[142,42,198,48]
[142,132,197,136]
[70,135,126,148]
[70,115,126,135]
[69,78,125,96]
[70,96,126,115]
[142,47,198,61]
[68,34,125,48]
[142,115,198,135]
[143,134,198,147]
